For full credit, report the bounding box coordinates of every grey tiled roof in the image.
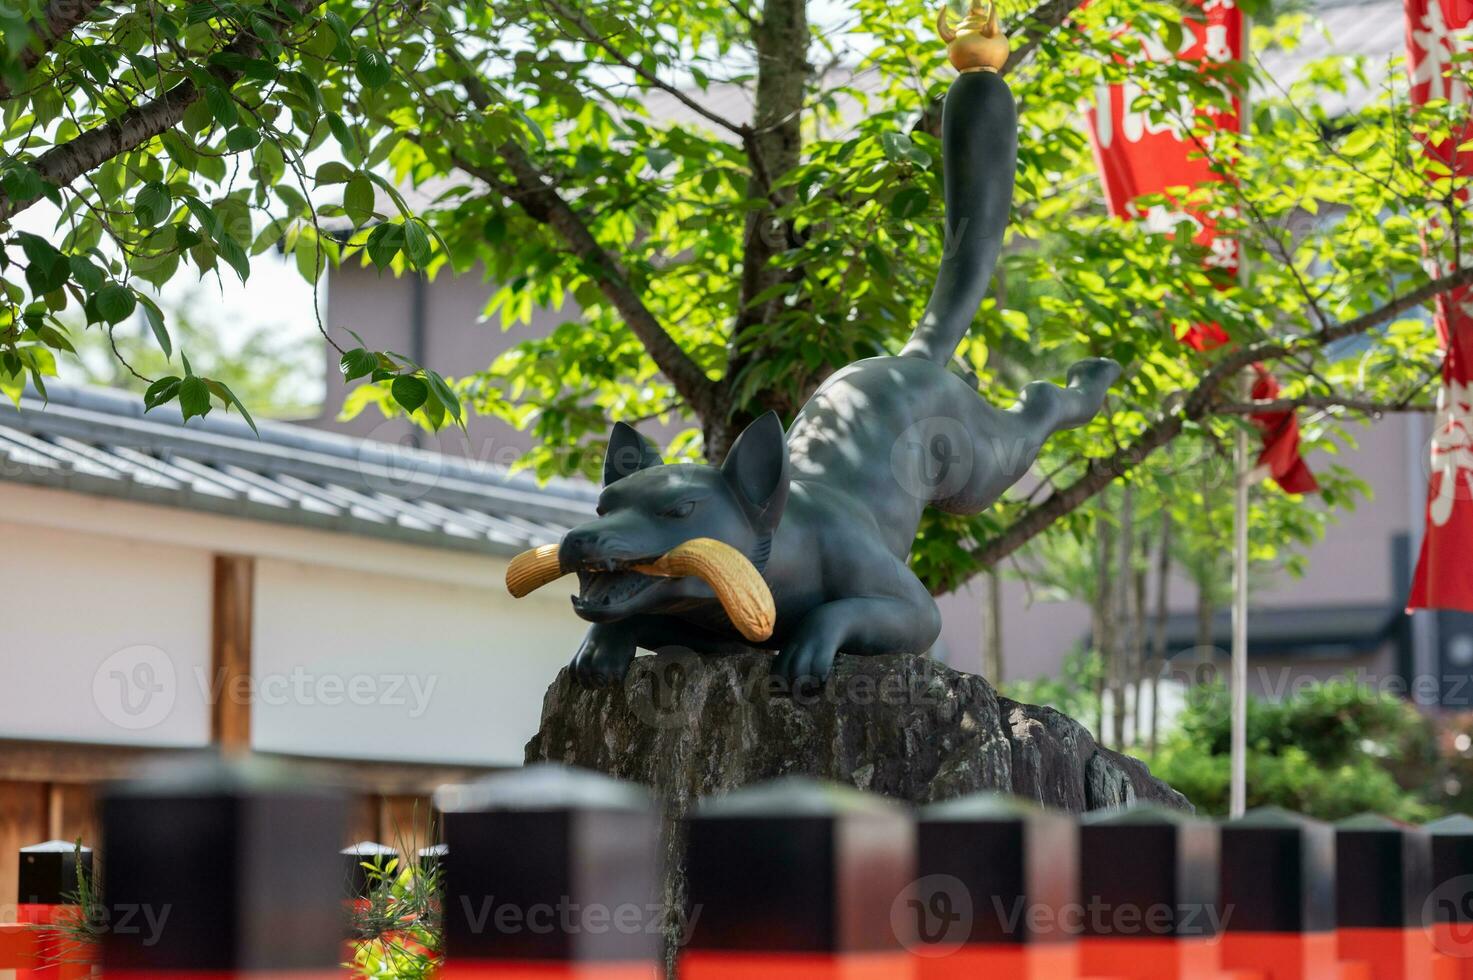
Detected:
[0,385,595,556]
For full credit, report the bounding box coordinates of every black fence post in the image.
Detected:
[679,776,915,980]
[1218,807,1337,980]
[1334,814,1434,977]
[18,840,92,915]
[434,762,662,979]
[341,841,399,904]
[17,840,93,980]
[1077,805,1221,980]
[913,792,1079,979]
[98,753,347,979]
[1427,814,1473,968]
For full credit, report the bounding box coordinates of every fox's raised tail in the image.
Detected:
[899,70,1017,363]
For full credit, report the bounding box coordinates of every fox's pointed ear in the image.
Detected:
[721,411,790,532]
[603,422,663,486]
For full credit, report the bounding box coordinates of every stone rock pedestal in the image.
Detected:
[525,649,1190,813]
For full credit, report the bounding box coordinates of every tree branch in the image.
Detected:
[963,263,1473,571]
[0,0,106,101]
[1212,395,1436,415]
[0,0,324,223]
[1001,0,1089,76]
[716,0,811,458]
[441,54,721,420]
[495,143,720,417]
[540,0,752,142]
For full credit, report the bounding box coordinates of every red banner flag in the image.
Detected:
[1084,0,1318,494]
[1405,0,1473,610]
[1087,0,1244,282]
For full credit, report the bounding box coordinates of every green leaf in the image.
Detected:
[294,229,321,280]
[205,85,237,127]
[344,175,375,227]
[390,375,428,412]
[225,126,261,151]
[2,165,43,202]
[355,46,392,87]
[134,181,172,226]
[483,213,507,245]
[144,376,182,411]
[182,98,214,134]
[889,185,929,220]
[314,161,354,185]
[366,222,404,269]
[880,132,915,164]
[178,375,211,421]
[95,284,137,325]
[68,256,103,292]
[139,296,171,357]
[403,220,431,267]
[206,379,258,434]
[646,147,675,173]
[1340,128,1377,157]
[215,235,251,282]
[18,234,68,294]
[36,324,74,353]
[340,347,379,380]
[425,369,462,423]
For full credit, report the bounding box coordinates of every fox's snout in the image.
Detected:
[559,514,682,569]
[559,523,623,568]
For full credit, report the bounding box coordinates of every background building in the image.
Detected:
[0,385,595,901]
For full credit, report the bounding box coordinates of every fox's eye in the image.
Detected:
[661,500,696,519]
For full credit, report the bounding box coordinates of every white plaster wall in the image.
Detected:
[0,519,214,746]
[0,482,589,764]
[250,557,588,765]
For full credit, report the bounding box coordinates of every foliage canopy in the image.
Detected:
[2,0,1469,590]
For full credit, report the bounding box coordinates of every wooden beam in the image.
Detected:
[0,739,500,795]
[210,554,254,752]
[0,781,48,907]
[45,783,94,847]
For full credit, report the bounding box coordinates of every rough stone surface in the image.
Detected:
[525,649,1191,813]
[525,650,1189,976]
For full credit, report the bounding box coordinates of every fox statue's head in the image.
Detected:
[504,413,789,641]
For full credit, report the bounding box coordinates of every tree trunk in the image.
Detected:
[714,0,811,458]
[1130,532,1148,748]
[1150,513,1172,755]
[982,569,1003,683]
[1111,485,1133,749]
[1092,504,1115,745]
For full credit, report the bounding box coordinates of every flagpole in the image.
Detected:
[1230,415,1249,817]
[1228,8,1252,821]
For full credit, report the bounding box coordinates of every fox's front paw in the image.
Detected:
[771,635,839,689]
[571,626,637,687]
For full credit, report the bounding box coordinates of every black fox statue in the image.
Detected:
[506,59,1120,687]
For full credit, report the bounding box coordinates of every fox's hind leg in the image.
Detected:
[1013,357,1121,433]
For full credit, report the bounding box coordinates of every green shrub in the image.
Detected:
[1150,678,1438,821]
